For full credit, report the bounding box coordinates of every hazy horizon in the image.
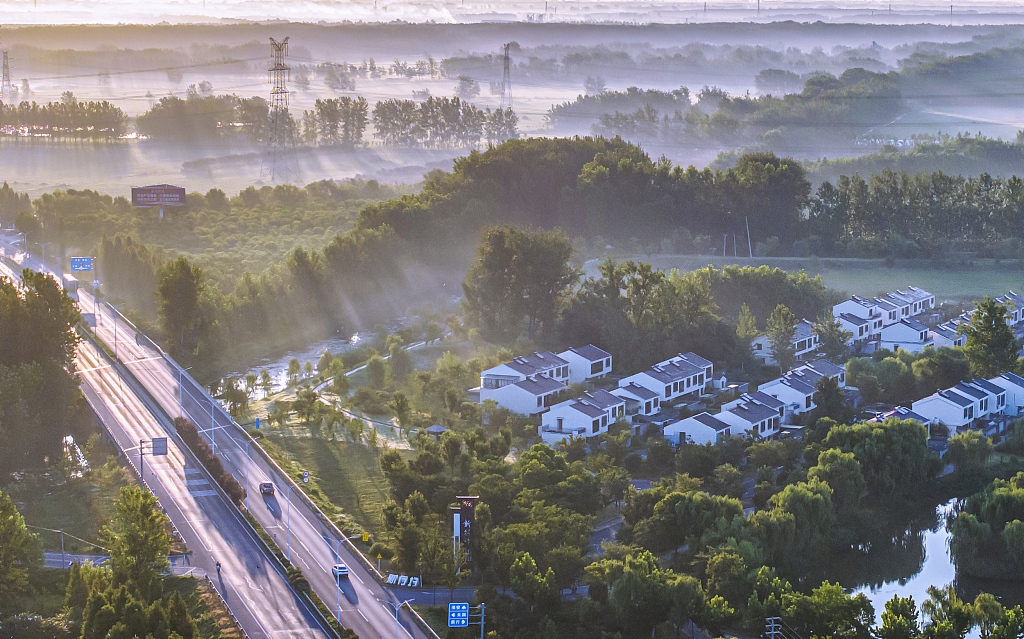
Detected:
[6,0,1024,26]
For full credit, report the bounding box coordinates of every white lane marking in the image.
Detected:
[350,569,364,585]
[358,610,367,622]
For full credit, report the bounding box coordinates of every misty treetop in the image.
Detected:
[0,96,128,139]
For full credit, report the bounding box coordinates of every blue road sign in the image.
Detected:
[302,471,309,484]
[255,417,260,430]
[152,437,168,456]
[448,602,469,627]
[70,257,92,271]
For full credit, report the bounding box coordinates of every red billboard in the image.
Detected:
[132,184,186,207]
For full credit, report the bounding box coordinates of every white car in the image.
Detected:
[332,563,349,578]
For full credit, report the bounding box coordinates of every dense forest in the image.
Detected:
[0,94,128,139]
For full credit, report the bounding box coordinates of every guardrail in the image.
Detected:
[77,328,336,639]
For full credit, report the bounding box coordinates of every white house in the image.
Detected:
[931,323,964,349]
[868,406,931,426]
[880,319,933,353]
[752,319,819,366]
[833,296,884,340]
[721,391,785,422]
[894,286,936,316]
[987,372,1024,416]
[664,412,733,446]
[872,297,902,328]
[837,313,871,346]
[480,351,569,399]
[995,291,1024,328]
[965,379,1006,417]
[485,375,565,416]
[717,400,782,438]
[583,389,627,423]
[611,383,661,417]
[912,389,976,431]
[619,352,712,403]
[791,359,846,387]
[951,382,991,420]
[558,345,613,385]
[540,397,609,445]
[759,375,818,416]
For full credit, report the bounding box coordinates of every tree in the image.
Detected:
[878,595,921,639]
[454,76,480,101]
[766,304,798,372]
[463,226,578,341]
[809,375,853,426]
[944,430,993,473]
[101,485,170,600]
[960,297,1018,378]
[584,76,607,95]
[608,550,673,636]
[921,585,975,639]
[287,358,301,385]
[0,489,38,613]
[807,448,866,515]
[440,542,469,601]
[737,302,760,348]
[157,257,205,357]
[814,310,853,364]
[366,355,386,390]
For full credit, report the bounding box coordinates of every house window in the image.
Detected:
[602,416,608,427]
[537,397,543,407]
[645,401,652,413]
[665,386,671,397]
[673,382,679,392]
[591,361,604,374]
[755,343,762,350]
[592,419,599,434]
[805,396,812,409]
[557,417,564,432]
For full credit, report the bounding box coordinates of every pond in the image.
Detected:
[834,498,1024,628]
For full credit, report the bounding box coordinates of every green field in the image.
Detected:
[263,435,396,537]
[583,255,1024,303]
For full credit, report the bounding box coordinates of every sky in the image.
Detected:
[5,0,1024,26]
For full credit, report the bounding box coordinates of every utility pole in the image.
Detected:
[745,216,753,257]
[261,37,298,183]
[499,43,513,111]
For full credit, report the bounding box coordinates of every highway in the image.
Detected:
[0,238,434,639]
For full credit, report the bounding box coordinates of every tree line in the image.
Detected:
[371,97,517,148]
[0,93,128,139]
[134,92,518,149]
[0,268,83,472]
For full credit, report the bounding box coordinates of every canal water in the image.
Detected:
[840,499,1024,627]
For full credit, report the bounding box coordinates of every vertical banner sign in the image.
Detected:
[456,495,480,562]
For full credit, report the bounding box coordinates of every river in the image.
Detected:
[844,499,1024,628]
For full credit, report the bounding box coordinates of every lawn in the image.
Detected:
[262,435,399,538]
[583,254,1024,302]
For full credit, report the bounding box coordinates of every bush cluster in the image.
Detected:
[173,417,246,505]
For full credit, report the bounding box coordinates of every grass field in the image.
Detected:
[583,255,1024,302]
[263,435,397,537]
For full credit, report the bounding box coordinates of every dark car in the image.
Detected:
[259,482,275,495]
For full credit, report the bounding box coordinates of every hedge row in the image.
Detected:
[173,417,246,505]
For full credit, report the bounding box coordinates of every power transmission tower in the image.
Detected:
[261,36,298,183]
[499,43,513,111]
[1,31,15,103]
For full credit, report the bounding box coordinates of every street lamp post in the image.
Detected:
[285,483,293,563]
[377,598,414,639]
[108,302,123,361]
[39,241,52,268]
[244,435,252,512]
[176,366,192,418]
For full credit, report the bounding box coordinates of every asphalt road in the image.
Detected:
[0,247,330,639]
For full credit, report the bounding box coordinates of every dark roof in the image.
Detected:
[805,360,844,377]
[569,400,606,419]
[954,383,987,400]
[793,320,815,340]
[781,377,816,394]
[970,378,1004,395]
[692,412,732,432]
[932,326,959,340]
[520,351,568,369]
[566,344,611,362]
[585,389,624,409]
[747,391,784,410]
[839,312,869,326]
[515,376,564,395]
[728,402,778,424]
[674,352,712,369]
[938,390,973,407]
[1000,372,1024,388]
[614,383,659,401]
[426,424,448,434]
[900,318,928,331]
